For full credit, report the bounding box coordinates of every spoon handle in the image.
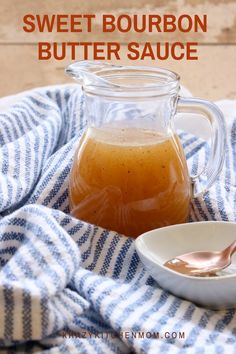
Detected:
[223,240,236,256]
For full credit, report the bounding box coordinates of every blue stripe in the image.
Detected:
[3,283,14,339]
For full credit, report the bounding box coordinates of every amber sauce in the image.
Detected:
[69,127,191,237]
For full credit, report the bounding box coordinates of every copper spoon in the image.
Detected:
[164,240,236,276]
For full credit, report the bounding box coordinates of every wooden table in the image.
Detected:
[0,0,235,100]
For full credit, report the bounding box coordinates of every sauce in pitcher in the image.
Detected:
[69,127,191,237]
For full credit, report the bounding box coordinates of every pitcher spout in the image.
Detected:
[65,60,122,88]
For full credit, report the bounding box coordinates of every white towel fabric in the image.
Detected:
[0,85,236,353]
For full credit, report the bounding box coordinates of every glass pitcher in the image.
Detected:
[66,61,226,238]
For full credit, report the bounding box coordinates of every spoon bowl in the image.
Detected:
[135,221,236,309]
[164,240,236,276]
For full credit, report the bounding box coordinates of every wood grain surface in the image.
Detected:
[0,0,235,99]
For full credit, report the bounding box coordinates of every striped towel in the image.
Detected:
[0,85,236,354]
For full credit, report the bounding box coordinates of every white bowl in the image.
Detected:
[135,221,236,309]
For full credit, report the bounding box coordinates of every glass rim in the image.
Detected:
[84,65,180,97]
[66,62,181,98]
[82,66,180,98]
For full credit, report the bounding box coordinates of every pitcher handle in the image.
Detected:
[177,97,226,198]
